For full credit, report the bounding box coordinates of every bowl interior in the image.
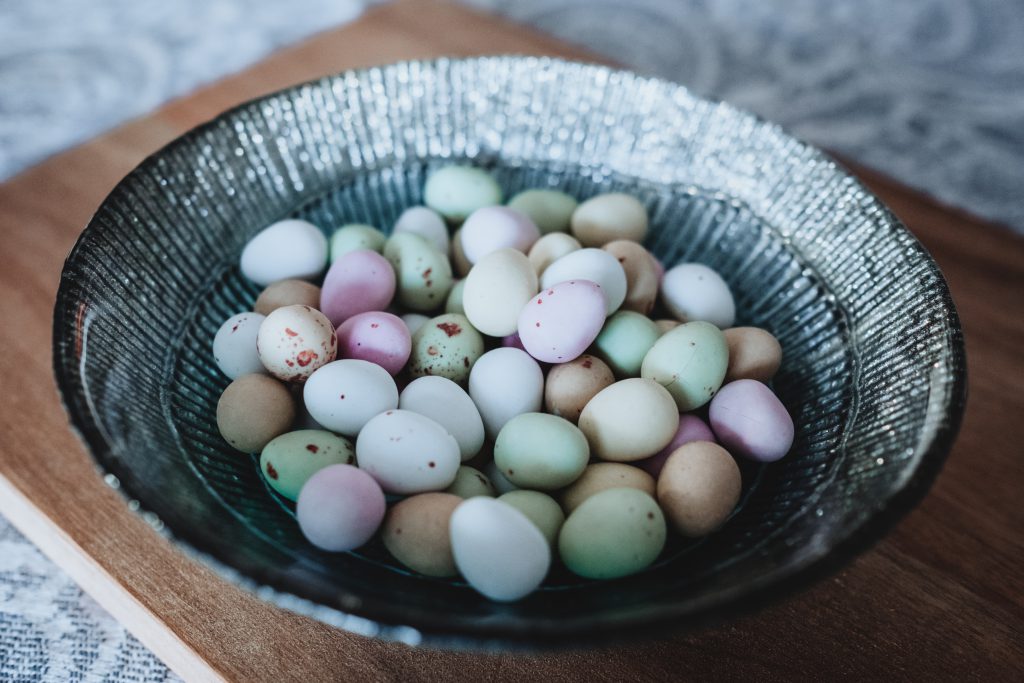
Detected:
[54,57,964,647]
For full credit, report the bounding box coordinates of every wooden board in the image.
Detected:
[1,1,1022,680]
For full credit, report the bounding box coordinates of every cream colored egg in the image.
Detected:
[528,233,582,276]
[462,249,538,337]
[570,193,648,247]
[578,378,679,461]
[256,305,337,383]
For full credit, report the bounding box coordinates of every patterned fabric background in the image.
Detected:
[1,0,1021,679]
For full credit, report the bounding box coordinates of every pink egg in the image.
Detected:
[320,250,395,326]
[636,414,717,477]
[460,206,540,264]
[651,254,665,284]
[501,331,528,352]
[709,379,794,462]
[517,280,606,363]
[335,311,411,376]
[296,464,386,552]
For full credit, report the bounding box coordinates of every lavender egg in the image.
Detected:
[319,249,396,327]
[636,414,717,477]
[296,464,386,552]
[460,206,540,264]
[709,379,794,462]
[335,311,411,376]
[517,280,606,363]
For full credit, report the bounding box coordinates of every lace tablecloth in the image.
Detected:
[2,0,1021,679]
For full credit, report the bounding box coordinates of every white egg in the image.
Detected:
[303,359,398,436]
[540,248,627,315]
[212,312,267,379]
[462,249,538,336]
[468,348,544,440]
[240,219,328,286]
[459,206,540,264]
[449,497,551,601]
[661,263,736,328]
[484,460,520,494]
[399,376,485,461]
[256,305,337,382]
[400,313,430,337]
[356,410,460,494]
[393,206,450,255]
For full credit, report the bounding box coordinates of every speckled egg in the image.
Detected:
[407,313,485,383]
[383,232,454,312]
[578,378,679,461]
[302,359,398,436]
[498,490,564,546]
[328,224,386,261]
[393,206,450,254]
[400,375,485,461]
[560,462,656,514]
[724,327,783,383]
[558,488,665,579]
[469,348,545,440]
[657,441,741,537]
[459,206,540,264]
[296,464,385,552]
[517,279,606,364]
[213,312,266,379]
[602,240,660,314]
[636,414,717,477]
[254,280,321,316]
[216,374,295,452]
[462,248,538,337]
[570,193,648,247]
[382,492,461,577]
[508,189,578,235]
[335,311,411,376]
[709,379,794,462]
[494,413,589,490]
[445,279,466,315]
[424,166,503,223]
[540,248,627,315]
[259,429,355,501]
[240,219,328,286]
[319,249,396,327]
[527,232,582,276]
[355,409,461,494]
[641,321,729,411]
[592,311,661,378]
[543,354,615,424]
[443,466,495,498]
[256,305,337,382]
[661,263,736,328]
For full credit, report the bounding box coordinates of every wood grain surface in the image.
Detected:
[1,1,1021,680]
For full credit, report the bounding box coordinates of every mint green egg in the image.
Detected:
[507,189,578,234]
[444,466,495,498]
[558,487,666,579]
[592,311,661,378]
[259,430,355,501]
[408,313,485,382]
[383,232,454,312]
[445,279,466,315]
[641,320,728,410]
[424,166,502,223]
[499,490,565,546]
[494,413,589,490]
[329,224,386,262]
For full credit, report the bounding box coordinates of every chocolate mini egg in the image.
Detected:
[328,224,386,261]
[240,219,328,286]
[320,249,396,326]
[459,206,540,264]
[494,413,589,490]
[450,497,551,602]
[709,379,794,462]
[254,280,321,316]
[517,279,606,364]
[401,313,429,337]
[661,263,736,328]
[296,464,385,552]
[400,376,485,460]
[602,240,660,314]
[259,429,355,501]
[216,374,295,452]
[256,304,337,382]
[570,193,648,247]
[498,490,565,546]
[302,359,399,436]
[407,313,485,383]
[463,248,538,337]
[636,414,717,477]
[508,189,578,235]
[424,166,502,223]
[657,441,741,537]
[540,248,627,315]
[592,311,661,377]
[724,327,783,383]
[383,232,454,312]
[560,462,656,514]
[445,279,466,315]
[356,410,461,494]
[528,232,582,275]
[213,312,266,379]
[469,348,545,440]
[543,354,615,424]
[393,206,450,254]
[382,492,462,577]
[443,466,495,498]
[641,321,729,411]
[558,488,665,580]
[335,311,411,376]
[578,378,679,461]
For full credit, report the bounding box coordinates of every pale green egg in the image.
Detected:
[507,189,578,234]
[494,413,589,490]
[444,466,495,498]
[424,166,502,223]
[259,429,355,501]
[592,311,661,378]
[641,320,729,411]
[445,279,466,315]
[328,224,386,262]
[558,487,666,579]
[408,313,485,382]
[383,232,454,312]
[498,490,565,546]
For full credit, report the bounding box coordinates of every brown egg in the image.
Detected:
[657,442,741,537]
[602,240,659,314]
[544,354,615,424]
[382,492,462,577]
[216,374,296,452]
[254,279,321,316]
[654,318,681,335]
[450,228,473,277]
[724,326,783,383]
[560,462,656,514]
